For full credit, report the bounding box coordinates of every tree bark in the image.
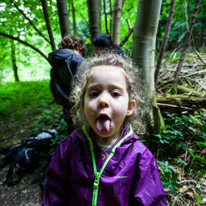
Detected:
[98,0,101,30]
[111,0,123,44]
[155,0,176,88]
[87,0,101,44]
[109,0,113,34]
[173,0,201,87]
[56,0,71,38]
[0,32,48,62]
[10,40,19,82]
[41,0,56,51]
[103,0,109,34]
[72,0,76,35]
[132,0,162,134]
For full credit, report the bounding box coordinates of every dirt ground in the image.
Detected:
[0,155,46,206]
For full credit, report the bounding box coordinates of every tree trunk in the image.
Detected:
[56,0,71,38]
[87,0,101,44]
[109,0,112,34]
[98,0,101,30]
[111,0,123,44]
[72,0,76,35]
[10,40,19,82]
[173,0,201,87]
[41,0,56,51]
[103,0,109,34]
[155,0,176,88]
[132,0,162,134]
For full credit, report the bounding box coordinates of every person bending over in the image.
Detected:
[49,35,87,134]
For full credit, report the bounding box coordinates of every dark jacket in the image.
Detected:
[49,49,85,106]
[43,124,167,206]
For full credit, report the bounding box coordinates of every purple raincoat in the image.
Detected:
[43,124,166,206]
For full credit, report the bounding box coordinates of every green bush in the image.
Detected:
[152,111,206,175]
[0,80,67,144]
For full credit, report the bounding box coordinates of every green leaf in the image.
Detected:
[170,184,177,195]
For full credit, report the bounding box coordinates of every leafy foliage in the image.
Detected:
[150,111,206,202]
[0,0,206,82]
[157,0,206,50]
[0,80,67,145]
[158,160,182,195]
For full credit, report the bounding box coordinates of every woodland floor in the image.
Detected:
[0,51,206,205]
[0,163,43,206]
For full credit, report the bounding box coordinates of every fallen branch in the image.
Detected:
[119,19,133,47]
[195,50,206,65]
[177,85,204,97]
[157,102,193,110]
[178,179,206,187]
[157,95,206,112]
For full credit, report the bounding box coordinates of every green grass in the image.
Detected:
[0,80,67,145]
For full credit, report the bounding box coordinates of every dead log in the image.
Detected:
[157,95,206,113]
[177,85,204,97]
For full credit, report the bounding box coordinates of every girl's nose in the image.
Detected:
[98,93,109,108]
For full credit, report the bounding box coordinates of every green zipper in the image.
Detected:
[83,125,133,206]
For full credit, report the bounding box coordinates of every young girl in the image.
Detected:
[43,53,167,206]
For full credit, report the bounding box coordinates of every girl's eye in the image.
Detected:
[89,91,99,97]
[111,92,121,97]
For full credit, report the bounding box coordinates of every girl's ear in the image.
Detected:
[127,100,136,116]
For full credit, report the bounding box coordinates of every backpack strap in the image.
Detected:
[5,163,25,186]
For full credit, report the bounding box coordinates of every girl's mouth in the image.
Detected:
[96,114,111,133]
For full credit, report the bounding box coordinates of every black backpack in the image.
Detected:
[0,129,57,186]
[49,49,85,106]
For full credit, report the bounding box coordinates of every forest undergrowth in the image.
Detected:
[0,52,206,205]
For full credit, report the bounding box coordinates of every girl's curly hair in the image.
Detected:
[70,52,147,135]
[58,35,87,57]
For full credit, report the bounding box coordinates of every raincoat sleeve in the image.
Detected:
[43,141,71,206]
[130,148,167,206]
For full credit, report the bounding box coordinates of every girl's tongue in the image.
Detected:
[96,116,111,132]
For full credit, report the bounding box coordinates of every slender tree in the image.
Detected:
[109,0,113,34]
[111,0,123,44]
[56,0,71,38]
[41,0,56,50]
[87,0,101,43]
[173,0,201,87]
[132,0,162,134]
[71,0,76,35]
[103,0,109,34]
[10,40,19,82]
[155,0,176,88]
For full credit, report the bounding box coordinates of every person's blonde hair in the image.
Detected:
[70,52,146,134]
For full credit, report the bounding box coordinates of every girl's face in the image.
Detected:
[83,65,136,145]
